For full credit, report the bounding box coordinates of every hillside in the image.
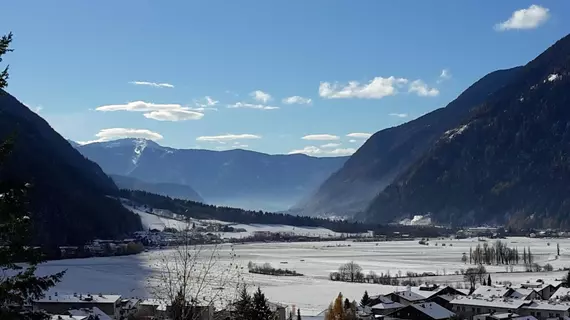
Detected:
[362,34,570,228]
[293,66,522,217]
[0,91,141,245]
[110,174,204,203]
[76,140,347,211]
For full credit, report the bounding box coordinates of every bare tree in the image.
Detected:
[338,261,363,282]
[147,223,245,320]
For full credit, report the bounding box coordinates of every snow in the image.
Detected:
[548,74,560,82]
[400,215,432,226]
[444,124,469,140]
[37,237,570,316]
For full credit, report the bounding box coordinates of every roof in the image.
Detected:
[550,287,570,300]
[410,302,455,320]
[472,286,512,299]
[391,290,426,302]
[450,296,527,309]
[487,313,521,320]
[35,294,122,304]
[509,288,538,299]
[69,307,112,320]
[521,301,570,312]
[371,300,403,310]
[50,316,87,320]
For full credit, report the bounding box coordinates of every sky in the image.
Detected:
[3,1,569,156]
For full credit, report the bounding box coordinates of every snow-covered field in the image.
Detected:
[128,205,349,238]
[37,237,570,315]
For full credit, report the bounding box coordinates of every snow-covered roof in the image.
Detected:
[371,300,403,310]
[410,302,455,320]
[451,296,526,309]
[522,301,570,312]
[69,307,112,320]
[550,287,570,300]
[478,312,520,320]
[509,288,537,299]
[391,290,426,302]
[50,316,87,320]
[35,294,121,304]
[472,286,512,299]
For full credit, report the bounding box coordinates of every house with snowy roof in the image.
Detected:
[369,296,404,316]
[385,301,455,320]
[33,293,121,319]
[385,290,427,306]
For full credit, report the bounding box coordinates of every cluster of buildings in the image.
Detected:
[352,280,570,320]
[33,292,288,320]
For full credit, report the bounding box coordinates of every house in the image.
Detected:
[471,286,515,299]
[386,290,426,306]
[385,302,455,320]
[550,287,570,301]
[473,312,537,320]
[33,293,121,318]
[450,296,527,319]
[518,301,570,319]
[267,301,287,320]
[520,281,562,300]
[509,289,541,300]
[135,299,214,320]
[50,316,87,320]
[68,307,112,320]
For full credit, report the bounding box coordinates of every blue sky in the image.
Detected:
[3,1,569,156]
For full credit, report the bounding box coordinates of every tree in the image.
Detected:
[234,286,253,320]
[0,32,66,320]
[360,291,370,307]
[338,261,363,282]
[252,287,275,320]
[149,223,243,320]
[487,274,492,286]
[461,252,467,264]
[297,308,302,320]
[463,267,478,289]
[325,293,345,320]
[558,243,561,256]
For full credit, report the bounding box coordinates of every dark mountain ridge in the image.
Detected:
[293,66,523,217]
[362,34,570,228]
[0,90,141,245]
[75,140,348,212]
[110,174,204,203]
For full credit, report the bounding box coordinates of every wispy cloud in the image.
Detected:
[190,96,219,112]
[437,69,452,83]
[346,132,372,139]
[77,128,163,145]
[129,81,174,88]
[288,145,356,156]
[283,96,312,105]
[96,101,204,121]
[24,102,43,114]
[321,143,341,148]
[409,80,439,97]
[196,134,261,143]
[495,5,550,31]
[227,102,279,110]
[319,77,408,99]
[301,134,340,141]
[250,90,272,103]
[349,139,358,143]
[389,113,408,118]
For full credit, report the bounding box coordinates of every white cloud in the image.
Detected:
[408,80,440,97]
[196,134,261,143]
[319,76,408,99]
[346,132,372,139]
[227,102,279,110]
[349,139,358,143]
[77,128,163,145]
[144,109,203,121]
[437,69,452,83]
[288,146,356,156]
[250,90,272,103]
[96,101,204,121]
[283,96,312,105]
[321,143,341,148]
[389,113,408,118]
[129,81,174,88]
[301,134,340,141]
[495,5,549,31]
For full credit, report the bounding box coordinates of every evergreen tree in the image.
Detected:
[0,32,65,320]
[557,243,560,256]
[297,308,302,320]
[234,286,253,320]
[488,274,492,286]
[344,298,351,310]
[252,287,274,320]
[360,290,370,307]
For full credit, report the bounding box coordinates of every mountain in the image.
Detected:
[0,91,141,245]
[362,34,570,228]
[293,67,522,217]
[75,140,348,212]
[110,174,204,203]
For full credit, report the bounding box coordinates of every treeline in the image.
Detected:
[119,190,369,233]
[247,261,303,276]
[468,241,533,265]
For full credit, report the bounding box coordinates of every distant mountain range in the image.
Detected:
[361,34,570,228]
[293,66,522,218]
[110,174,204,203]
[0,90,141,245]
[74,139,348,212]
